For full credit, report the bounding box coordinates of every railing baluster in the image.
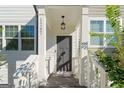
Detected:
[13,55,39,88]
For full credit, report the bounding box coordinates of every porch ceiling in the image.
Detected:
[45,6,82,33]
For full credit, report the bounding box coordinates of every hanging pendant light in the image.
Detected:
[61,16,66,30]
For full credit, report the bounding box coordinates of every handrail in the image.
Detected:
[13,55,39,88]
[89,51,106,71]
[88,51,108,88]
[80,50,108,88]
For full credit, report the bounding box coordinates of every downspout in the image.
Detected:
[33,5,38,54]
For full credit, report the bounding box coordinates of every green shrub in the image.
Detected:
[95,50,124,88]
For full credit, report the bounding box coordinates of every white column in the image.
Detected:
[79,6,89,86]
[37,8,47,82]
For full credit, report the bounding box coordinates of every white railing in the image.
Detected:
[46,57,51,75]
[13,55,39,88]
[81,51,108,88]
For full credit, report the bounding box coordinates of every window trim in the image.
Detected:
[88,17,122,48]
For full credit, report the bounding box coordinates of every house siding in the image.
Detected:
[89,5,124,30]
[0,5,36,24]
[88,5,124,52]
[0,6,36,86]
[89,5,106,17]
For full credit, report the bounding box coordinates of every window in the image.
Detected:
[0,39,2,50]
[90,36,103,45]
[5,26,18,37]
[21,25,34,50]
[0,26,2,37]
[106,21,113,32]
[90,21,104,32]
[6,39,18,50]
[21,25,34,37]
[90,20,104,46]
[0,26,2,50]
[105,21,114,46]
[22,39,34,50]
[90,19,116,47]
[5,26,18,50]
[106,35,116,46]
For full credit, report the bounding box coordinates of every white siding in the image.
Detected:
[89,5,106,17]
[89,5,124,26]
[0,6,36,86]
[0,5,35,24]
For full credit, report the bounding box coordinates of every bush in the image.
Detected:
[95,50,124,88]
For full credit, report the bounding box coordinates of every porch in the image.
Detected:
[37,5,83,83]
[13,52,108,88]
[13,5,109,88]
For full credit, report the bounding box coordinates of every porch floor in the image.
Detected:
[39,73,87,88]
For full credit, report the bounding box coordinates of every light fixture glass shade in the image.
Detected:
[61,26,65,30]
[61,16,66,30]
[61,22,66,30]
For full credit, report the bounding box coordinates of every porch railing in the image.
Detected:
[13,55,39,88]
[46,57,51,75]
[81,51,109,88]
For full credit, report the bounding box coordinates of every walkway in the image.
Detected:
[39,73,86,88]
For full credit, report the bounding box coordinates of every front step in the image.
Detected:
[39,85,87,88]
[39,73,87,88]
[55,72,73,77]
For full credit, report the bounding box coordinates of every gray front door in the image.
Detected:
[57,36,72,71]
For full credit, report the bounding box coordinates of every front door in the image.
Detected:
[57,36,72,72]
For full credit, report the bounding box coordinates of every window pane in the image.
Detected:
[106,35,116,46]
[90,21,104,32]
[6,39,18,50]
[0,39,2,50]
[90,36,103,45]
[22,39,34,50]
[21,26,34,37]
[5,26,18,37]
[0,26,2,37]
[106,21,113,32]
